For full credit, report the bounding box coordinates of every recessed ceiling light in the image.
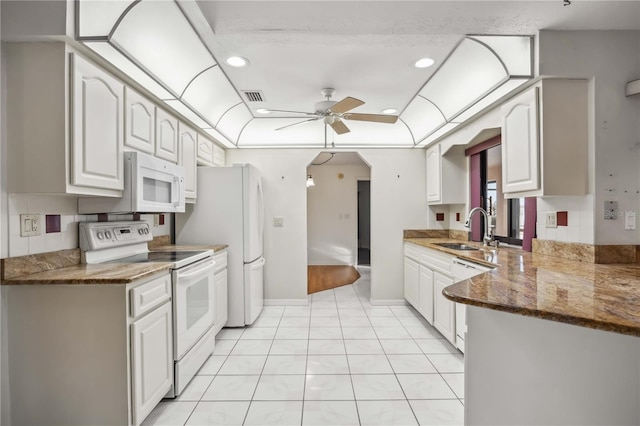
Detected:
[382,108,398,114]
[414,57,435,68]
[256,108,270,114]
[226,56,249,67]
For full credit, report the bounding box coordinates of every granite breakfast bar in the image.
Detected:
[407,238,640,426]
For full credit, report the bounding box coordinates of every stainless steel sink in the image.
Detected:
[434,242,480,251]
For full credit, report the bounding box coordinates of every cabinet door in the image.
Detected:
[455,302,466,353]
[502,87,540,193]
[196,135,215,166]
[71,54,124,190]
[155,108,179,163]
[125,88,155,154]
[131,302,173,426]
[178,122,197,201]
[213,143,226,167]
[418,265,434,325]
[433,271,456,344]
[404,257,420,309]
[426,144,441,203]
[215,268,228,335]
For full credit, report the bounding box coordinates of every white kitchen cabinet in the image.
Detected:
[426,143,466,205]
[131,302,173,426]
[178,122,198,202]
[4,272,173,426]
[71,54,124,191]
[404,257,420,309]
[6,42,124,196]
[155,108,179,163]
[213,250,228,335]
[433,271,456,343]
[125,88,155,154]
[197,135,215,166]
[501,78,588,197]
[418,265,434,325]
[213,142,226,166]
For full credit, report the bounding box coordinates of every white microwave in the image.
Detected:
[78,152,186,214]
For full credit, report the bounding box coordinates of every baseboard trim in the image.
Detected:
[264,299,310,306]
[369,299,408,306]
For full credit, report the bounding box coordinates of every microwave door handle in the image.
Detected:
[174,177,183,207]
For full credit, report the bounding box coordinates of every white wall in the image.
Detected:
[227,148,428,304]
[307,163,370,265]
[538,30,640,245]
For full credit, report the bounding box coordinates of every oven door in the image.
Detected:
[173,257,216,360]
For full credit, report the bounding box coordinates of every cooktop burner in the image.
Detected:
[106,250,210,264]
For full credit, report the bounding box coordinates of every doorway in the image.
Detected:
[357,180,371,265]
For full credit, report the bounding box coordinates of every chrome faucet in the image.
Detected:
[464,207,496,246]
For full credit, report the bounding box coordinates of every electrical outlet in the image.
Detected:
[273,216,284,227]
[20,214,42,237]
[545,212,557,228]
[604,201,618,220]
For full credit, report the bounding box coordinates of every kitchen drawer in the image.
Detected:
[130,273,172,319]
[404,243,422,262]
[420,248,452,275]
[213,250,227,273]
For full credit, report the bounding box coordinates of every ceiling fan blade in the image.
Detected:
[267,109,318,116]
[329,97,365,114]
[329,118,350,135]
[343,113,399,124]
[275,117,321,131]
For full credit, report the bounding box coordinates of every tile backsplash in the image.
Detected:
[6,194,172,257]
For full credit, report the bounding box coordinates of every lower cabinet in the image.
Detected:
[404,242,492,351]
[213,250,229,335]
[4,272,173,426]
[433,271,456,343]
[131,302,173,425]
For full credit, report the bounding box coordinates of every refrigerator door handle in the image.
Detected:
[257,178,265,247]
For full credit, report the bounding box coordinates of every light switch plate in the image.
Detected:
[20,214,41,237]
[625,211,636,230]
[545,212,557,228]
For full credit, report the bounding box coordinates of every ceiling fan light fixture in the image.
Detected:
[414,57,435,68]
[256,108,270,114]
[306,175,315,187]
[382,108,398,114]
[226,56,249,67]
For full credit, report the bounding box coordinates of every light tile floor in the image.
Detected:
[143,267,464,426]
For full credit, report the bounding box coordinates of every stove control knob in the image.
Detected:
[138,228,144,235]
[144,228,149,234]
[105,231,112,239]
[97,232,104,240]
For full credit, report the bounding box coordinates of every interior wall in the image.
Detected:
[227,148,428,304]
[307,163,370,265]
[539,30,640,245]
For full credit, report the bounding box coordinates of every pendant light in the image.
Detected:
[306,175,315,187]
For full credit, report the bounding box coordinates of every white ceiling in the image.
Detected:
[195,0,640,125]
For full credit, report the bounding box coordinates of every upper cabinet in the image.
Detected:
[155,108,179,163]
[197,136,226,167]
[178,123,198,202]
[125,88,155,154]
[70,54,124,192]
[426,143,466,205]
[501,79,588,198]
[6,43,123,196]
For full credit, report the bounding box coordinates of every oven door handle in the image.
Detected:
[175,260,215,280]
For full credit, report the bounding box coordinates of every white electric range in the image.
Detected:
[79,221,217,397]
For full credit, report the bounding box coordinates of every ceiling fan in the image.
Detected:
[268,88,399,135]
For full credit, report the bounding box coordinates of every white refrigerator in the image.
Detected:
[175,164,265,326]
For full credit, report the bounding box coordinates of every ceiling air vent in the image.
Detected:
[242,90,265,102]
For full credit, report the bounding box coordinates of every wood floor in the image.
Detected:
[307,265,361,294]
